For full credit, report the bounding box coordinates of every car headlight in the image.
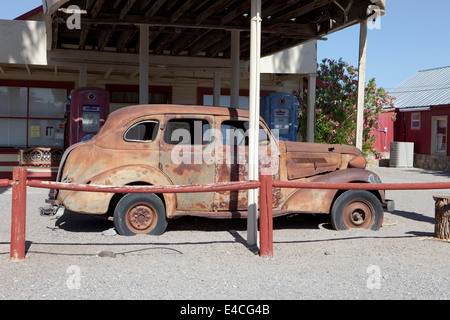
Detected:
[368,173,381,183]
[348,156,366,169]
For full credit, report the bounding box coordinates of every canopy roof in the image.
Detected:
[45,0,385,60]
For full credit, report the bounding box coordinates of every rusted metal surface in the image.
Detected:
[341,199,374,229]
[31,179,261,193]
[284,141,359,180]
[125,202,158,234]
[51,104,391,224]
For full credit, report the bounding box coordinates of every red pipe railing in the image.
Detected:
[272,181,450,190]
[6,166,450,261]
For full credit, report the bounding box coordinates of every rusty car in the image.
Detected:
[46,105,394,235]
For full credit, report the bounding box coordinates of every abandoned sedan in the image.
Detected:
[46,105,393,236]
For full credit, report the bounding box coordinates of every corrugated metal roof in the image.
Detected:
[390,66,450,109]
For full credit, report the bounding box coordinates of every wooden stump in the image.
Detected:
[433,196,450,240]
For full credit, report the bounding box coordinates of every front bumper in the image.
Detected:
[383,199,395,212]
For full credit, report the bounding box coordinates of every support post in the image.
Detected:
[247,0,262,247]
[10,167,27,261]
[356,21,367,151]
[213,72,222,106]
[139,24,149,105]
[307,75,316,142]
[79,67,87,87]
[230,30,240,109]
[259,174,273,258]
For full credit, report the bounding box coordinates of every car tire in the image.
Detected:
[331,190,383,231]
[113,193,167,236]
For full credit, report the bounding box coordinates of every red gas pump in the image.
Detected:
[68,87,110,146]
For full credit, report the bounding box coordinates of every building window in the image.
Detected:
[432,116,447,154]
[0,83,71,149]
[106,85,172,113]
[411,112,420,130]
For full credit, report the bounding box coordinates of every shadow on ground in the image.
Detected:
[54,210,331,234]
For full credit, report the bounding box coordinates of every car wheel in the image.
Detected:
[331,190,383,231]
[114,193,167,236]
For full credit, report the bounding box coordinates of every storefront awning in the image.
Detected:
[43,0,385,60]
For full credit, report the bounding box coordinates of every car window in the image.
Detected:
[163,119,211,145]
[124,120,159,142]
[221,120,270,146]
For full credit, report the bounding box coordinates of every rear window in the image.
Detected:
[124,120,159,142]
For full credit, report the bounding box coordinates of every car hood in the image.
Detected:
[284,141,360,155]
[282,141,361,180]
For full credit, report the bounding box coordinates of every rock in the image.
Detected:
[102,228,117,236]
[98,251,116,258]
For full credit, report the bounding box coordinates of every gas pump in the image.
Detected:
[68,87,110,146]
[261,92,299,141]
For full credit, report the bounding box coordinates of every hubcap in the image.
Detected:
[342,200,374,229]
[126,203,157,234]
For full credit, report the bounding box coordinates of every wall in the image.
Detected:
[373,111,395,153]
[0,20,47,66]
[394,105,450,156]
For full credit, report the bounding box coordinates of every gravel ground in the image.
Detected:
[0,166,449,301]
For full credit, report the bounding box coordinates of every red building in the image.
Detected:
[392,66,450,171]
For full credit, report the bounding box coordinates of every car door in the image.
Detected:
[159,114,215,211]
[213,116,280,212]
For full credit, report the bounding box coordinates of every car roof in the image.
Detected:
[103,104,254,130]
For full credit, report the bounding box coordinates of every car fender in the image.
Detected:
[61,165,176,218]
[280,168,384,214]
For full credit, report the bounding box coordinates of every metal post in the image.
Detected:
[139,24,149,105]
[259,174,273,258]
[247,0,262,247]
[10,167,27,261]
[356,21,367,151]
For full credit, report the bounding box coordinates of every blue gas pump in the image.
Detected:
[260,92,299,141]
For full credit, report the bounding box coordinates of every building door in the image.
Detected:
[431,116,447,154]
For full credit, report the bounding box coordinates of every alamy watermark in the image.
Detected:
[367,5,382,30]
[66,265,81,290]
[60,5,84,30]
[168,123,280,175]
[366,265,382,290]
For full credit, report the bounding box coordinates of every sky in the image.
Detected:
[317,0,450,91]
[1,0,449,93]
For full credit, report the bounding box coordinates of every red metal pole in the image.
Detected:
[259,174,273,258]
[272,181,450,190]
[10,167,27,261]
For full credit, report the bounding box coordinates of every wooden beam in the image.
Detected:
[116,29,137,52]
[91,0,106,19]
[267,0,334,26]
[25,65,31,75]
[98,27,115,51]
[79,24,90,50]
[104,68,113,79]
[195,0,235,25]
[128,69,139,79]
[145,0,165,17]
[119,0,137,20]
[170,0,194,23]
